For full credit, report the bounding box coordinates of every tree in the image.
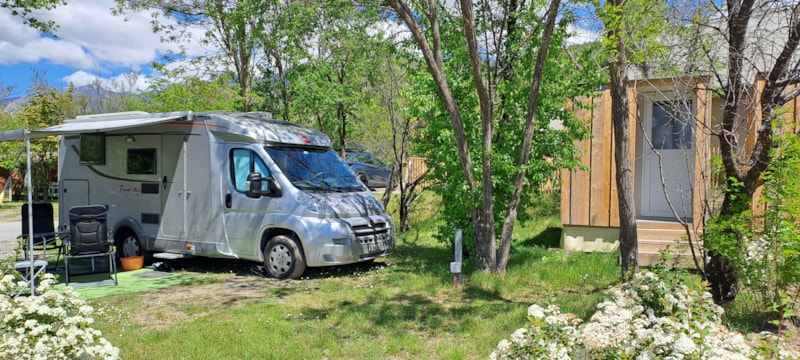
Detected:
[389,0,598,273]
[602,0,800,302]
[252,0,320,121]
[373,52,426,230]
[114,0,274,111]
[604,0,639,277]
[695,1,800,303]
[13,75,85,200]
[282,2,391,153]
[590,0,668,276]
[0,81,24,176]
[126,76,242,113]
[1,0,65,34]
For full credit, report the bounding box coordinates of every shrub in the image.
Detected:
[490,271,798,359]
[0,273,120,360]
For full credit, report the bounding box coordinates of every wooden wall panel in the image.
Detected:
[693,83,711,229]
[561,167,572,224]
[607,89,620,227]
[589,95,612,227]
[571,102,592,226]
[562,89,615,227]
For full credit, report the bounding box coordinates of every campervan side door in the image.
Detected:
[158,130,215,250]
[160,134,186,238]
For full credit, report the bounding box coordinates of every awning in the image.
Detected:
[0,112,190,141]
[0,110,190,295]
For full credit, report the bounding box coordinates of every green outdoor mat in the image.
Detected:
[53,268,207,300]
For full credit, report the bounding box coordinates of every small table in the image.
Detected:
[12,259,49,296]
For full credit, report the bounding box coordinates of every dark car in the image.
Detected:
[346,151,392,190]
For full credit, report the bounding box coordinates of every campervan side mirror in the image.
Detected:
[245,173,263,198]
[246,172,282,198]
[266,177,282,198]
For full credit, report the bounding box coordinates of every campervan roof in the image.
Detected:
[0,111,332,148]
[207,112,331,147]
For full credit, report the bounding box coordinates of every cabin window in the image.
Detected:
[127,148,157,174]
[79,134,105,165]
[230,149,271,193]
[651,100,694,150]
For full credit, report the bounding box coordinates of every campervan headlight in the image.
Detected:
[297,192,333,215]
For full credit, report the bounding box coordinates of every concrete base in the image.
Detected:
[561,226,620,252]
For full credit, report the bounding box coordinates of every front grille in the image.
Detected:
[352,221,390,244]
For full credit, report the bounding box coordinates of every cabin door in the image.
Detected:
[640,100,694,219]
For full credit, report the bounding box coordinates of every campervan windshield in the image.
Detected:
[266,146,365,192]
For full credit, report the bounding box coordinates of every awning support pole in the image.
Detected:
[25,134,35,296]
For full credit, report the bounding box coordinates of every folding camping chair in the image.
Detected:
[63,204,117,287]
[19,203,65,269]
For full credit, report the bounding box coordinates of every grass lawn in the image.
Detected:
[83,192,621,359]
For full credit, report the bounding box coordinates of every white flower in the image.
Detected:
[510,328,528,346]
[0,273,120,360]
[672,334,696,355]
[488,271,800,360]
[496,339,512,353]
[528,304,545,318]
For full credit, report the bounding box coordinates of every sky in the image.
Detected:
[0,0,200,99]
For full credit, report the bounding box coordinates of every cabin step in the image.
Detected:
[638,249,703,267]
[153,252,186,260]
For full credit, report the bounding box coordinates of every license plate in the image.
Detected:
[367,243,383,253]
[366,236,387,252]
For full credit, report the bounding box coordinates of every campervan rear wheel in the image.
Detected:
[117,229,143,258]
[263,235,306,280]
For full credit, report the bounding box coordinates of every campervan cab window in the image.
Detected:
[265,147,363,192]
[127,148,157,174]
[79,134,105,165]
[231,149,271,192]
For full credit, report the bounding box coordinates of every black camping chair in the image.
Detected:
[63,204,118,286]
[20,203,65,269]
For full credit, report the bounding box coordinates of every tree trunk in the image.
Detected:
[380,165,397,209]
[496,0,562,272]
[460,0,496,273]
[608,23,638,276]
[706,193,741,303]
[337,101,346,153]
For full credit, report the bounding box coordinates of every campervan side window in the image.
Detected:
[79,134,105,165]
[231,149,271,192]
[127,148,157,174]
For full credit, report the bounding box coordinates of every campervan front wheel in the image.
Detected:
[263,235,306,280]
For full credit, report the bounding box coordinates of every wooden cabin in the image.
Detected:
[559,75,797,265]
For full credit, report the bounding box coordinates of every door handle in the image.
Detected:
[225,193,232,208]
[163,176,168,189]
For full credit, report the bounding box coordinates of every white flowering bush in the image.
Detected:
[0,273,120,360]
[490,271,799,359]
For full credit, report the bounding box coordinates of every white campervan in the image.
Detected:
[53,111,394,279]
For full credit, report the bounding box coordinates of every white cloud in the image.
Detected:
[60,70,155,93]
[567,24,599,45]
[45,1,176,67]
[59,70,101,87]
[0,0,204,71]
